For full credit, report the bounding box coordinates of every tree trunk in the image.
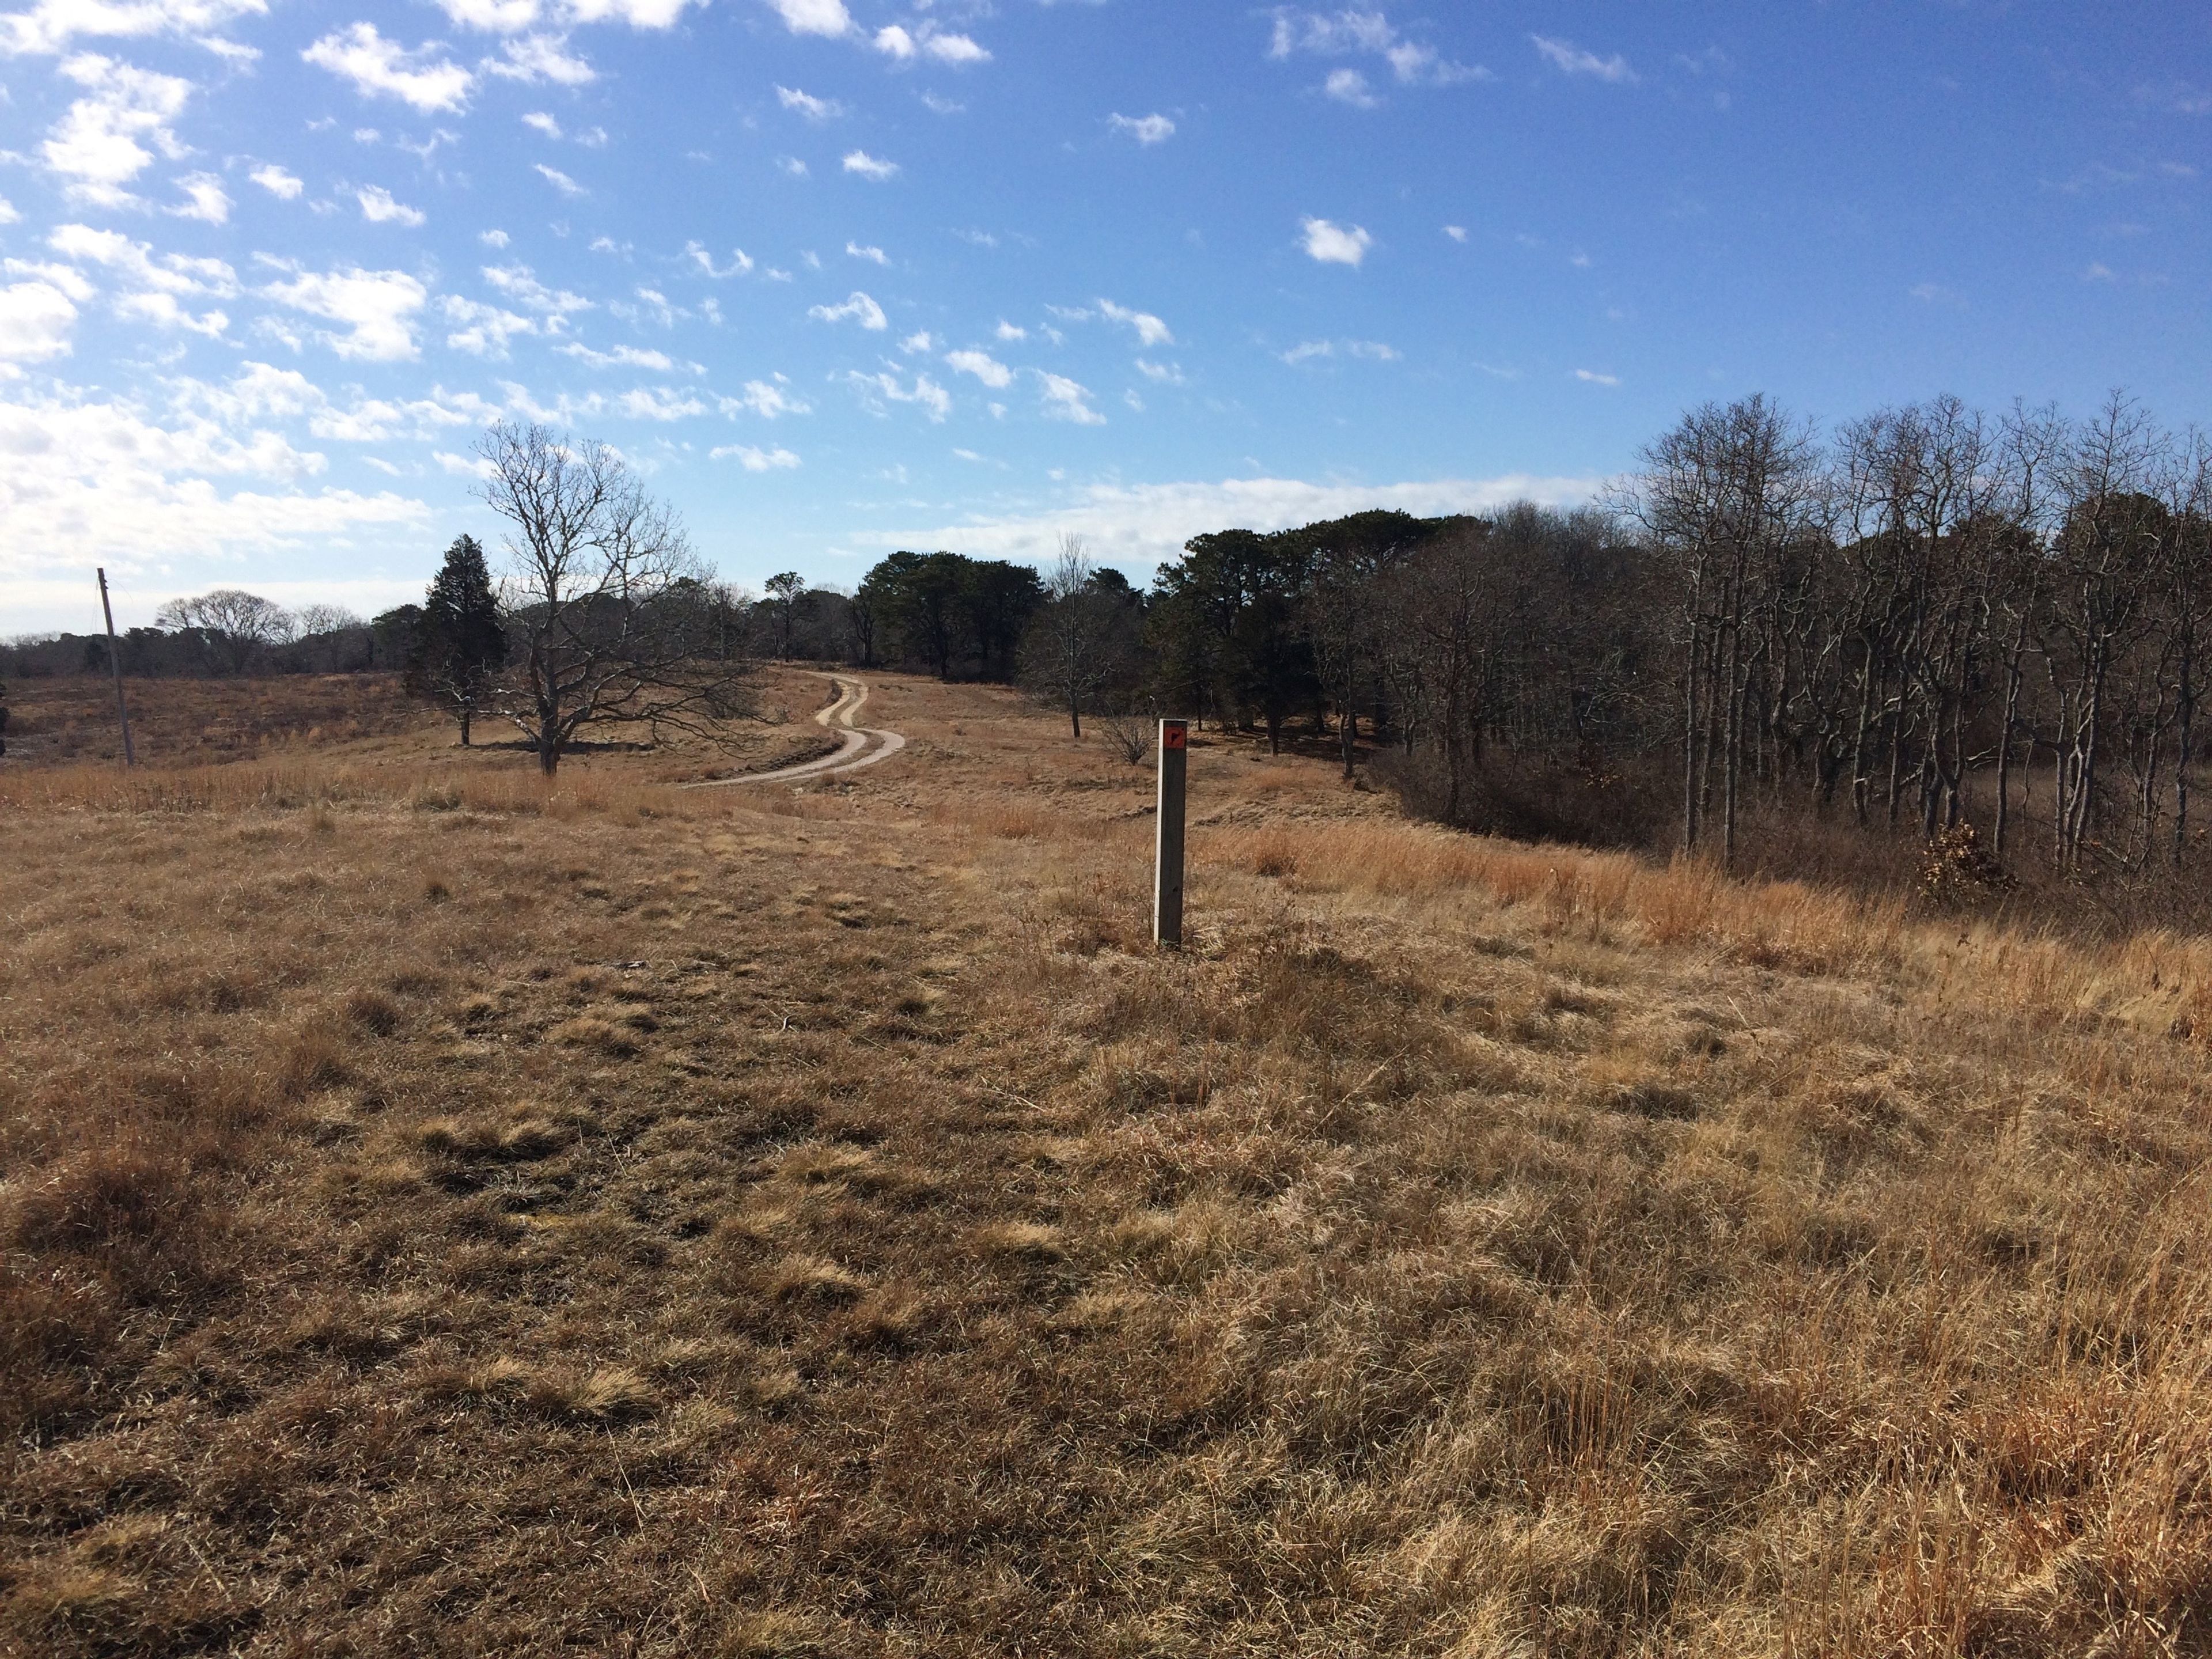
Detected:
[460,706,472,748]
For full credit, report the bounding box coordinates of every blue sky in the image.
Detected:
[1,0,2206,631]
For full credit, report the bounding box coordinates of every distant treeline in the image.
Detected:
[17,388,2209,894]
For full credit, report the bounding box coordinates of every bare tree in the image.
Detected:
[1020,534,1128,739]
[476,421,750,775]
[1619,395,1825,868]
[155,588,297,676]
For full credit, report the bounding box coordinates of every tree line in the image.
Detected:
[16,393,2209,888]
[1121,391,2212,888]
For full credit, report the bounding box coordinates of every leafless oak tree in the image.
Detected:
[477,420,749,775]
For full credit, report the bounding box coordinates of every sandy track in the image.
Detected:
[684,673,905,787]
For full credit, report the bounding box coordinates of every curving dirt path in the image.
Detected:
[684,673,906,788]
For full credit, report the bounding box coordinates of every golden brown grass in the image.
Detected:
[5,666,2212,1655]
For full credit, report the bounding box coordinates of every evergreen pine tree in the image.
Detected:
[407,535,507,745]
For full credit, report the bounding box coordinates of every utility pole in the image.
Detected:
[97,567,135,767]
[1153,718,1187,948]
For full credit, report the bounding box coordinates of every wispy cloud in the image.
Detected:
[357,184,425,226]
[711,442,801,470]
[1281,338,1397,365]
[842,149,899,180]
[1108,111,1175,145]
[1269,8,1488,88]
[944,347,1012,388]
[776,84,843,120]
[1035,368,1104,425]
[1532,35,1636,84]
[808,289,887,328]
[1325,67,1376,108]
[303,23,474,112]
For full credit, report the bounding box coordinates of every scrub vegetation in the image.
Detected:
[5,665,2211,1656]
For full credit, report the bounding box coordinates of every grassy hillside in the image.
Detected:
[4,669,2210,1656]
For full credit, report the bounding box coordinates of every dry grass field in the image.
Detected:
[6,666,2212,1656]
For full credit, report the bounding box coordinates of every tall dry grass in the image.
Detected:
[7,675,2212,1654]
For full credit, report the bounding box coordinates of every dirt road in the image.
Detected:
[686,673,906,787]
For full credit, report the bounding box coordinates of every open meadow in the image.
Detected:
[6,668,2212,1656]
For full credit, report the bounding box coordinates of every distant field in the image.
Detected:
[5,666,2211,1656]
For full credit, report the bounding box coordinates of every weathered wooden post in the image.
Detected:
[1153,718,1187,948]
[97,567,135,767]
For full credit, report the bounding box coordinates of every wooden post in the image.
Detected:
[97,567,135,767]
[1154,718,1187,948]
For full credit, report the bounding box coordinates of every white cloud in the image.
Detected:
[251,162,304,198]
[357,184,426,226]
[687,241,753,278]
[1281,338,1397,365]
[41,53,192,206]
[764,0,851,37]
[1572,368,1620,386]
[1270,9,1486,88]
[0,385,427,588]
[2084,262,2116,283]
[0,0,266,55]
[1097,297,1172,347]
[861,472,1601,569]
[808,289,887,329]
[116,289,228,335]
[921,90,962,115]
[898,329,934,353]
[482,262,591,314]
[846,241,888,266]
[921,30,986,64]
[778,155,809,177]
[994,320,1025,342]
[1034,368,1103,425]
[482,33,595,85]
[431,0,698,30]
[711,442,800,471]
[480,227,510,247]
[726,377,810,417]
[47,222,235,336]
[944,347,1012,388]
[1442,224,1467,242]
[0,199,17,225]
[1325,67,1376,107]
[168,170,230,222]
[872,23,912,57]
[842,369,949,421]
[0,281,79,363]
[1134,357,1183,384]
[534,162,585,195]
[777,84,842,120]
[442,295,536,355]
[611,385,704,420]
[558,340,683,370]
[1107,111,1175,145]
[1300,216,1372,266]
[173,360,498,441]
[1531,35,1635,84]
[842,149,899,181]
[262,264,427,360]
[522,109,561,137]
[302,24,474,113]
